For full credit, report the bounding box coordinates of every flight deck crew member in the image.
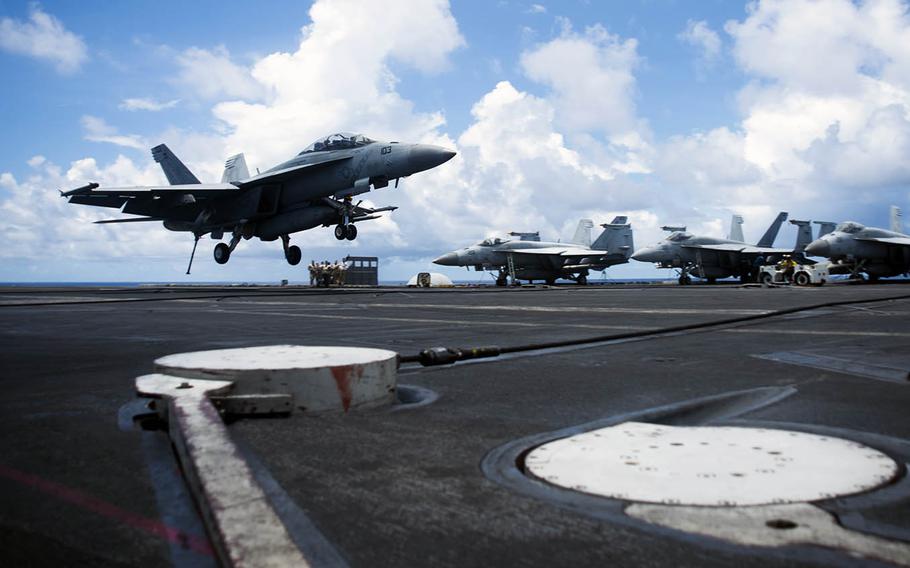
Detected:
[751,255,765,282]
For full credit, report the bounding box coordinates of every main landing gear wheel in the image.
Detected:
[345,224,357,241]
[546,278,556,286]
[334,225,347,240]
[286,245,301,266]
[678,274,692,285]
[577,275,588,286]
[495,277,507,287]
[214,243,231,264]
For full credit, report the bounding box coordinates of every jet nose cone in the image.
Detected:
[805,239,830,257]
[409,144,457,173]
[631,247,660,263]
[433,252,459,266]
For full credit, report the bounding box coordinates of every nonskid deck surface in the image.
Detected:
[1,283,909,566]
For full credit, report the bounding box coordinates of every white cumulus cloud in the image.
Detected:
[678,19,721,78]
[0,5,88,73]
[81,115,148,150]
[119,97,180,112]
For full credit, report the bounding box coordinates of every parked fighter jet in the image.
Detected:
[62,132,455,272]
[631,212,790,284]
[804,206,910,280]
[433,217,634,285]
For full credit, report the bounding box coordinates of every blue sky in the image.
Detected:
[1,0,909,282]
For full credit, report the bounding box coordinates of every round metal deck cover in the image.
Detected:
[155,345,397,413]
[525,422,898,506]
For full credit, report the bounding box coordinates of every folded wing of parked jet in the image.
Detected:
[856,236,910,246]
[680,243,790,254]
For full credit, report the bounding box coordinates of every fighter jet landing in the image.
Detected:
[61,132,455,273]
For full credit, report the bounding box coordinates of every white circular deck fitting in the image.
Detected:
[525,421,898,506]
[155,345,398,414]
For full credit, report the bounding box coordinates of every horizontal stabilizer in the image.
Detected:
[151,144,200,185]
[221,153,250,183]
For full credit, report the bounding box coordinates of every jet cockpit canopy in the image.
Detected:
[666,231,692,242]
[835,221,865,234]
[479,237,507,246]
[299,133,375,154]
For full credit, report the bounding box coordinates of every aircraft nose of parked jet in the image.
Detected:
[804,239,830,257]
[433,252,460,266]
[631,247,662,263]
[409,144,456,173]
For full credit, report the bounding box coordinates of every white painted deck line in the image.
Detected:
[525,422,898,506]
[155,345,398,414]
[627,502,910,566]
[178,299,771,316]
[137,374,309,568]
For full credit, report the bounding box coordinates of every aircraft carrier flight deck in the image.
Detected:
[2,282,910,567]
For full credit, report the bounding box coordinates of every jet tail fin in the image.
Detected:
[728,214,744,242]
[789,219,812,252]
[221,153,250,183]
[591,217,634,259]
[570,219,594,247]
[151,144,200,185]
[890,205,903,233]
[756,211,788,247]
[814,221,836,238]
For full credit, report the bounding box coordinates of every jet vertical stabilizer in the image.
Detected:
[814,221,836,238]
[592,217,634,258]
[789,220,813,252]
[756,212,788,247]
[891,205,903,234]
[221,153,250,184]
[150,144,200,185]
[728,214,744,242]
[571,219,594,247]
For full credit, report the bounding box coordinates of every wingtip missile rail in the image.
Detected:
[60,182,99,197]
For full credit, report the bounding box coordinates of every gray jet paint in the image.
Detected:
[433,217,634,285]
[63,132,455,271]
[804,207,910,279]
[631,212,791,284]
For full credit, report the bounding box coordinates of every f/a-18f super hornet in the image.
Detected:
[62,133,455,272]
[433,217,634,285]
[804,206,910,280]
[631,212,793,284]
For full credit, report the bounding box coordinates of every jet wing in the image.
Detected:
[63,183,241,209]
[239,155,352,186]
[857,236,910,246]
